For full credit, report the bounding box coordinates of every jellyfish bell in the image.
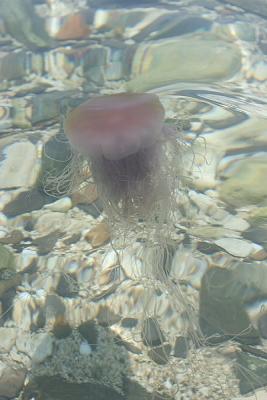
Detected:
[64,92,181,234]
[64,93,165,160]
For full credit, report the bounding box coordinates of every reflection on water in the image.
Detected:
[0,0,267,399]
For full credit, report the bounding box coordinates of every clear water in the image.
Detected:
[1,1,267,399]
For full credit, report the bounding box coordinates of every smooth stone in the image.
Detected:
[3,188,52,218]
[78,320,98,348]
[56,273,79,298]
[235,351,267,395]
[147,343,171,365]
[79,341,92,355]
[141,317,165,347]
[1,0,53,50]
[220,0,267,18]
[85,223,110,248]
[31,333,54,364]
[199,266,261,344]
[214,238,254,257]
[33,230,62,255]
[0,361,26,398]
[44,197,72,212]
[96,305,121,327]
[258,313,267,339]
[0,327,17,353]
[0,50,28,81]
[173,336,188,359]
[219,157,267,207]
[128,33,241,91]
[23,375,125,400]
[222,215,249,232]
[0,141,38,189]
[189,226,239,240]
[243,226,267,248]
[0,245,16,273]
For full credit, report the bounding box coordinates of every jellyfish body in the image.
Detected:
[64,93,180,230]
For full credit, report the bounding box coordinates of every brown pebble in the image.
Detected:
[85,222,110,248]
[250,249,267,261]
[56,14,90,40]
[71,183,98,206]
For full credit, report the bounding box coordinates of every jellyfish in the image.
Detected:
[63,92,183,241]
[62,92,198,341]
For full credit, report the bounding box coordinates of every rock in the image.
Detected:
[54,13,90,40]
[33,230,62,255]
[219,0,267,18]
[85,223,110,248]
[0,229,24,245]
[189,226,238,240]
[219,156,267,207]
[235,351,267,395]
[1,0,53,50]
[56,273,79,298]
[141,317,165,347]
[0,244,16,273]
[128,33,241,91]
[71,184,98,206]
[258,312,267,339]
[0,361,26,398]
[23,375,125,400]
[31,333,54,364]
[0,327,17,353]
[0,50,28,81]
[78,320,98,348]
[147,343,171,365]
[199,266,262,344]
[16,332,54,364]
[173,336,188,358]
[214,238,254,257]
[44,197,72,212]
[2,188,51,218]
[0,141,38,189]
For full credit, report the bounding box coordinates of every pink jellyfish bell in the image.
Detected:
[64,93,181,230]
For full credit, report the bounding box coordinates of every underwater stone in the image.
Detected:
[173,336,188,359]
[147,343,171,365]
[141,317,165,347]
[0,141,38,189]
[0,361,26,399]
[2,189,52,218]
[85,222,110,248]
[0,50,27,81]
[128,33,241,91]
[199,267,261,345]
[235,351,267,395]
[219,156,267,207]
[219,0,267,18]
[1,0,53,50]
[0,245,16,273]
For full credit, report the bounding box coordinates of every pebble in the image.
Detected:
[0,141,38,189]
[214,238,254,257]
[84,222,110,248]
[0,361,26,398]
[0,327,17,353]
[128,34,241,91]
[79,340,92,355]
[44,197,72,212]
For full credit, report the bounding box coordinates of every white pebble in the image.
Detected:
[79,341,92,356]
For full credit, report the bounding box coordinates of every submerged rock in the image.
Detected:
[219,157,267,208]
[199,266,263,344]
[128,33,241,91]
[1,0,53,50]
